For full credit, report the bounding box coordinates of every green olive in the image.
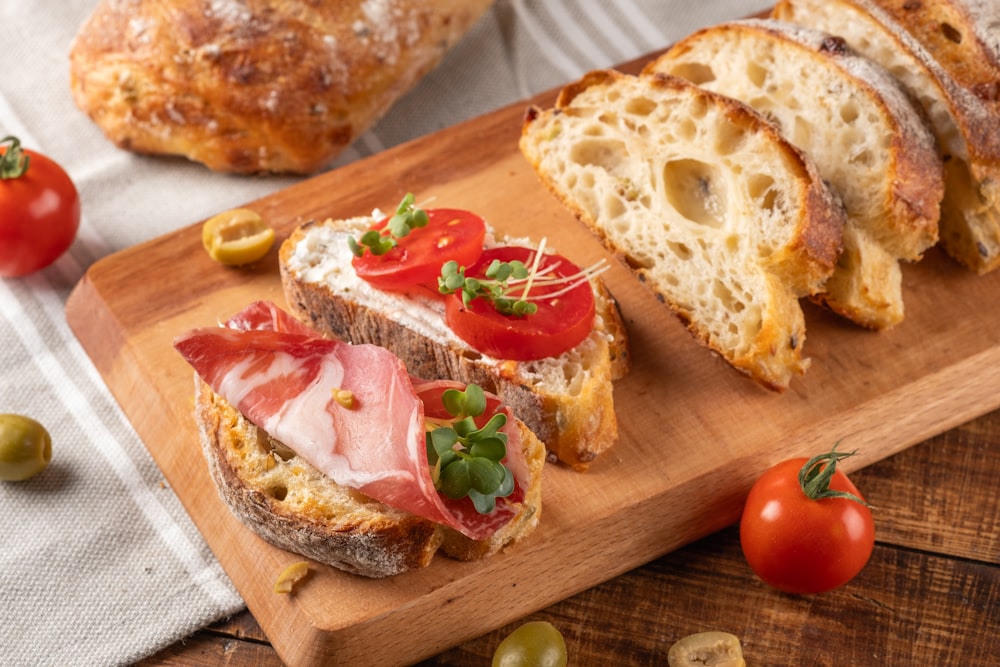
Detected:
[667,631,746,667]
[201,208,275,266]
[0,414,52,481]
[492,620,567,667]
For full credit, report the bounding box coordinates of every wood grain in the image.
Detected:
[68,64,1000,667]
[139,408,1000,665]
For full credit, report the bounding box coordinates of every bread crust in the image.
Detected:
[869,0,1000,96]
[774,0,1000,273]
[278,217,629,470]
[194,378,544,578]
[69,0,492,174]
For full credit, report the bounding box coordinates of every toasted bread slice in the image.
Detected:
[519,69,845,391]
[773,0,1000,274]
[279,217,630,471]
[194,379,544,578]
[647,19,944,329]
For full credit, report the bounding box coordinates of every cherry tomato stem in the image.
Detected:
[799,443,873,507]
[0,136,30,178]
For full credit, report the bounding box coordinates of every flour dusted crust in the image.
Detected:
[774,0,1000,274]
[194,379,544,578]
[278,217,630,471]
[520,69,846,391]
[646,19,944,330]
[68,0,492,174]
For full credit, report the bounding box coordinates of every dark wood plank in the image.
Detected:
[421,531,1000,666]
[852,410,1000,563]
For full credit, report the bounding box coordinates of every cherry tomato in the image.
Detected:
[352,208,486,292]
[0,136,81,277]
[739,447,875,595]
[445,246,595,361]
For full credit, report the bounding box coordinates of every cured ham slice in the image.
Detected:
[173,300,526,540]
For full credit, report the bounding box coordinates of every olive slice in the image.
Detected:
[202,208,275,266]
[667,631,746,667]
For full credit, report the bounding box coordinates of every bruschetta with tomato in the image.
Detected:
[279,194,630,471]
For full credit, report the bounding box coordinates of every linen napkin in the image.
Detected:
[0,1,771,664]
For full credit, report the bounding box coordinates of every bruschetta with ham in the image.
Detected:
[174,300,544,578]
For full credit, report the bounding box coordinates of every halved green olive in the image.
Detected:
[0,414,52,481]
[667,631,746,667]
[202,208,275,266]
[492,620,567,667]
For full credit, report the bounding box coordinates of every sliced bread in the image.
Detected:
[519,69,846,391]
[646,19,944,329]
[773,0,1000,274]
[279,217,630,471]
[194,378,545,578]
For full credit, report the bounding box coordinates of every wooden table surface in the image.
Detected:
[138,405,1000,666]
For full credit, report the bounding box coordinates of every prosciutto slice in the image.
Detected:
[173,300,525,540]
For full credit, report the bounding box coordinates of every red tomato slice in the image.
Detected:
[352,208,485,293]
[445,246,595,361]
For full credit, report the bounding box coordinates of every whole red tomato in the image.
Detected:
[739,446,875,595]
[0,135,81,277]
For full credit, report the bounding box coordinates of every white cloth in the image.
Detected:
[0,1,771,664]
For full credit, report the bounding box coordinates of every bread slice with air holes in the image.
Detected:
[645,19,944,330]
[519,69,846,391]
[194,378,545,578]
[279,216,630,472]
[773,0,1000,274]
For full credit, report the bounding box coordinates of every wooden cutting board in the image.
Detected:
[66,76,1000,665]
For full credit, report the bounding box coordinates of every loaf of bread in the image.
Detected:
[279,216,630,470]
[194,378,544,578]
[773,0,1000,274]
[519,69,846,391]
[646,19,944,330]
[68,0,492,174]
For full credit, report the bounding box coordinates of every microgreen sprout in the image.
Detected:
[425,383,514,514]
[347,192,430,257]
[438,238,609,317]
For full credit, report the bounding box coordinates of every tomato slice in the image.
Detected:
[352,208,486,293]
[445,246,595,361]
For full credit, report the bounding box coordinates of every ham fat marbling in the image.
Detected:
[173,300,527,540]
